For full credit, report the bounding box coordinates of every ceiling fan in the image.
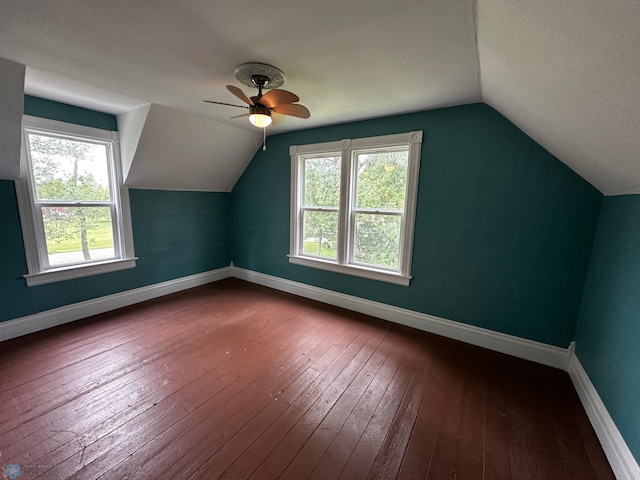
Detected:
[205,63,310,129]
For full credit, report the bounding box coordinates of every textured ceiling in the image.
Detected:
[0,0,638,193]
[478,0,640,195]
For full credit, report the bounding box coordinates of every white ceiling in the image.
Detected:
[478,0,640,195]
[0,0,638,194]
[124,104,262,192]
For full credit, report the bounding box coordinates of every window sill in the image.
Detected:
[24,257,138,287]
[288,255,411,286]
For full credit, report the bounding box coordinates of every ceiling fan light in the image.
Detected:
[249,113,272,128]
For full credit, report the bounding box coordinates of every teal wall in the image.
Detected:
[0,97,231,323]
[575,195,640,462]
[24,95,118,131]
[129,189,230,282]
[231,103,603,347]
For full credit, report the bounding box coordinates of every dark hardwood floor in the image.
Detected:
[0,278,614,479]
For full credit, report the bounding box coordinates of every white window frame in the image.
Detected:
[16,115,136,286]
[289,131,422,286]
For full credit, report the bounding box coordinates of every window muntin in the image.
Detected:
[301,155,341,260]
[290,132,422,286]
[17,116,136,286]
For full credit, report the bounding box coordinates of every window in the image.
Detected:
[16,115,136,286]
[289,131,422,286]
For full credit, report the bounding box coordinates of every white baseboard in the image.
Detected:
[0,266,231,343]
[230,265,569,370]
[568,353,640,480]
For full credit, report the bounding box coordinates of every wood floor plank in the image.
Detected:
[136,314,352,480]
[64,324,318,478]
[0,292,251,417]
[571,392,618,480]
[308,331,409,480]
[32,370,237,479]
[543,369,604,479]
[1,318,217,441]
[272,329,397,480]
[167,315,363,479]
[366,337,435,480]
[423,339,470,480]
[337,338,422,480]
[452,346,489,480]
[1,299,292,458]
[245,332,389,480]
[41,372,241,480]
[23,330,249,467]
[0,278,615,480]
[394,338,454,479]
[482,350,511,480]
[29,290,309,478]
[504,360,568,479]
[218,326,386,480]
[83,305,355,479]
[0,286,219,385]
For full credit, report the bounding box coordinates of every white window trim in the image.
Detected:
[289,131,422,286]
[16,115,137,286]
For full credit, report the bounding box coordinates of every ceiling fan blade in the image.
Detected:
[272,103,311,119]
[259,89,299,108]
[230,113,250,119]
[226,85,254,106]
[204,100,250,109]
[271,113,286,125]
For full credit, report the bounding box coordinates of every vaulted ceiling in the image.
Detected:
[0,0,638,194]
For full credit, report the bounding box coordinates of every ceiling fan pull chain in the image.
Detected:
[263,127,267,151]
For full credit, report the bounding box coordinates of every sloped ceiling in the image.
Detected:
[478,0,640,195]
[0,0,638,194]
[124,105,262,192]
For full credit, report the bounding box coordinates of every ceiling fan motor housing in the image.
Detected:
[250,104,270,116]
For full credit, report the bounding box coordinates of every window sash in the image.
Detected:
[349,211,403,271]
[35,204,120,270]
[299,207,339,260]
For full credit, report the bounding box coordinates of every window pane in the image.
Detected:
[353,213,401,269]
[42,206,115,266]
[28,134,111,202]
[304,156,341,207]
[302,210,338,259]
[355,150,408,209]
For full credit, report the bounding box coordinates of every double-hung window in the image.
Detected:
[289,131,422,286]
[17,115,136,286]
